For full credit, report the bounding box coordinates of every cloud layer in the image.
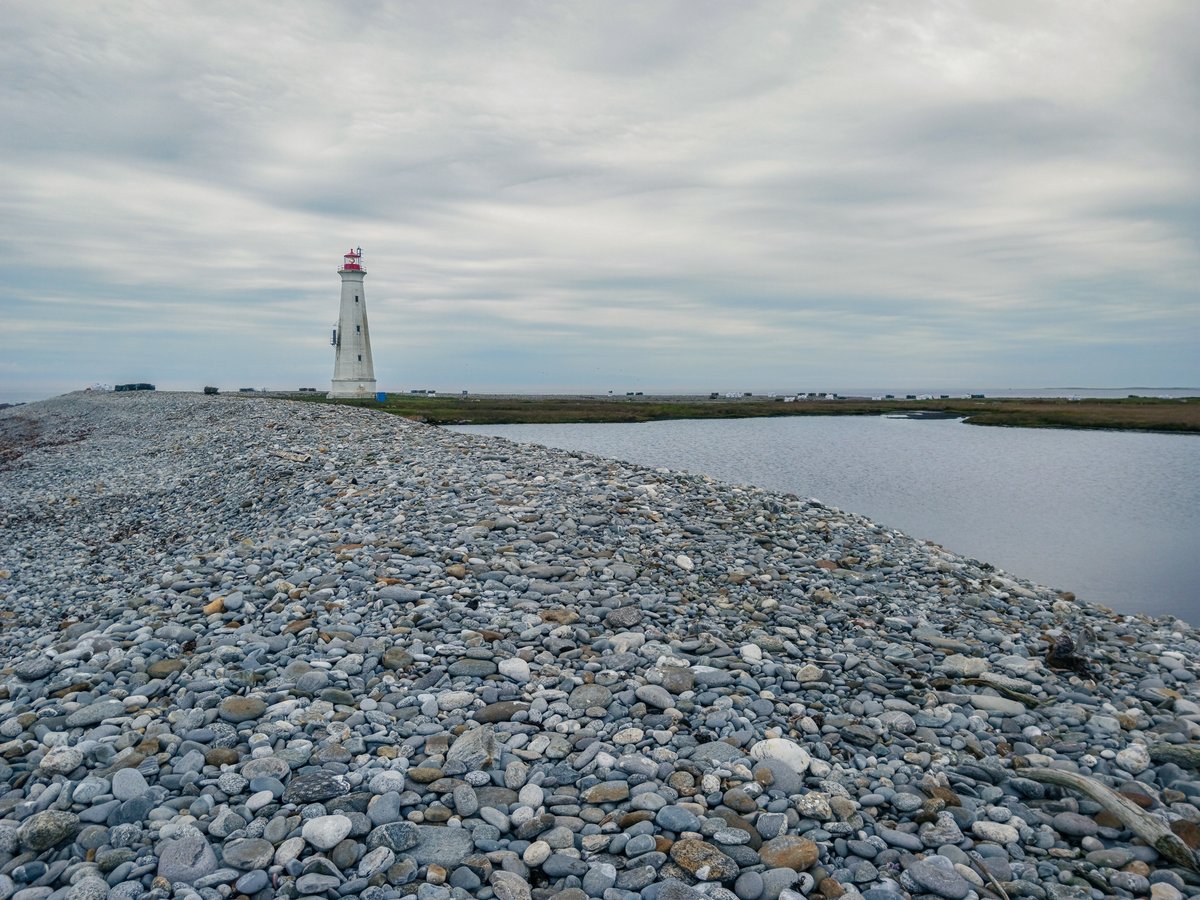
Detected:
[2,1,1197,400]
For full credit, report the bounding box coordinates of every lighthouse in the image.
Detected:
[329,247,377,399]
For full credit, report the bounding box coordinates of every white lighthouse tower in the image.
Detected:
[329,247,377,399]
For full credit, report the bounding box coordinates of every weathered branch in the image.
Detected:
[1023,767,1199,872]
[269,450,311,463]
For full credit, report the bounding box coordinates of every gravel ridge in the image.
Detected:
[0,391,1198,900]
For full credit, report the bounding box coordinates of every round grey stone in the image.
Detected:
[111,768,150,801]
[157,834,219,884]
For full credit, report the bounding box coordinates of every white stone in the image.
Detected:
[610,633,645,653]
[39,746,83,775]
[808,759,832,778]
[969,695,1025,716]
[1089,714,1122,734]
[274,836,305,866]
[369,770,407,794]
[938,654,990,677]
[523,840,551,866]
[675,555,694,572]
[613,727,644,745]
[1116,743,1151,774]
[995,654,1041,674]
[741,645,763,663]
[302,814,353,850]
[1151,883,1184,900]
[748,739,812,774]
[438,691,475,711]
[518,784,544,807]
[246,790,275,813]
[795,792,832,820]
[795,664,824,683]
[358,846,395,878]
[499,658,531,683]
[972,821,1019,844]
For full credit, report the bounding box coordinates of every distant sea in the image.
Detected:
[1,386,1196,406]
[768,387,1198,400]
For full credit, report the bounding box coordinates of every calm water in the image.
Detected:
[451,417,1200,622]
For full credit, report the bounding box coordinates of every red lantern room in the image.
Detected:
[339,247,363,271]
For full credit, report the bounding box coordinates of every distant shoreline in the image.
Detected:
[286,392,1200,434]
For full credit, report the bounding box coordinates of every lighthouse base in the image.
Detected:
[329,379,378,399]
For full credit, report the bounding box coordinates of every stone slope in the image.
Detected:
[0,392,1197,900]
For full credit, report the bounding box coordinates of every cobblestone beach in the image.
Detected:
[1,391,1198,900]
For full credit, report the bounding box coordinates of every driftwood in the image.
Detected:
[1044,627,1094,675]
[1149,744,1200,770]
[1023,767,1199,872]
[268,450,311,463]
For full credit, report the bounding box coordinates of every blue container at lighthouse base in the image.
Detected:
[376,392,387,403]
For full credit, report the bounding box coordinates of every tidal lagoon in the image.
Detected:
[453,416,1200,622]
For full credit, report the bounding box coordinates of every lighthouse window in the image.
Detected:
[356,325,360,333]
[357,354,362,361]
[355,295,359,302]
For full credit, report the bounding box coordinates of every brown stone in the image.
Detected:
[815,560,838,570]
[147,659,185,678]
[205,748,241,766]
[136,736,161,754]
[1171,819,1200,850]
[669,839,739,882]
[759,835,819,871]
[582,781,629,804]
[96,752,145,777]
[424,734,451,755]
[282,617,312,635]
[617,810,655,829]
[668,771,696,793]
[381,647,414,670]
[927,786,961,807]
[820,877,846,898]
[473,701,529,723]
[540,608,579,625]
[218,696,266,724]
[722,787,757,814]
[829,796,858,822]
[1117,790,1155,809]
[424,803,452,823]
[661,668,695,694]
[445,564,467,579]
[203,597,224,615]
[408,767,444,784]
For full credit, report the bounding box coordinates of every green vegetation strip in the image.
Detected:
[279,393,1200,433]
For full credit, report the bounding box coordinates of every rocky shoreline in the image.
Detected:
[0,391,1197,900]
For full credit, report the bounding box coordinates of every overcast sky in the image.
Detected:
[2,1,1197,401]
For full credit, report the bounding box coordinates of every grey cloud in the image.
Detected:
[1,1,1197,401]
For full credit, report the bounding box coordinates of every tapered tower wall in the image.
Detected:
[330,255,377,398]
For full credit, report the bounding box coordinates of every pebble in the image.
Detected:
[110,769,149,801]
[0,391,1196,899]
[302,814,353,850]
